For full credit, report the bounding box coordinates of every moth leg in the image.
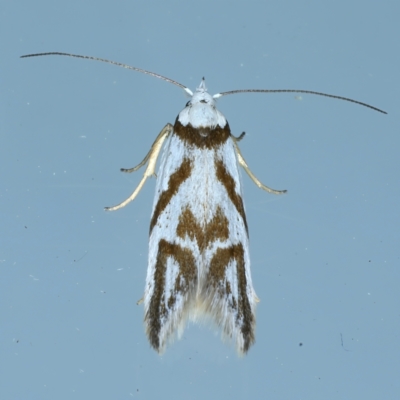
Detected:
[232,136,287,195]
[136,297,144,305]
[105,123,173,211]
[232,131,246,142]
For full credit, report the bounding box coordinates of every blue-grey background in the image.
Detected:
[2,1,399,399]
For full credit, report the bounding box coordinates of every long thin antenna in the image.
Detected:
[214,89,387,114]
[20,52,193,96]
[21,52,386,114]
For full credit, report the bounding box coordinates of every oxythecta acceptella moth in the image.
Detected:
[21,52,386,355]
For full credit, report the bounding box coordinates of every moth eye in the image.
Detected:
[186,101,191,107]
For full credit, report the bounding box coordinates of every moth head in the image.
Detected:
[185,78,216,109]
[178,78,226,128]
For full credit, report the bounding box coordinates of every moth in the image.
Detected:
[21,52,386,355]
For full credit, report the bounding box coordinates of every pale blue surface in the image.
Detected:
[2,1,399,399]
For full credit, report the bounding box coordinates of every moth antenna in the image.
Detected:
[20,52,194,96]
[214,89,387,114]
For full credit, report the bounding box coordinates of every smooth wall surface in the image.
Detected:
[2,1,399,399]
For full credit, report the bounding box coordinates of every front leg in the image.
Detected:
[105,123,173,211]
[231,134,287,195]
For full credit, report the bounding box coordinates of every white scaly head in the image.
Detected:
[178,78,227,129]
